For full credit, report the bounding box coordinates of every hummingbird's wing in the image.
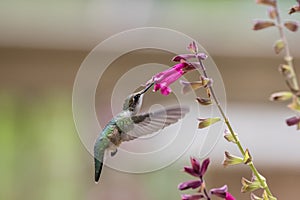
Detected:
[120,106,189,141]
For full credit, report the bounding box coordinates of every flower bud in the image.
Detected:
[223,151,243,167]
[256,0,276,7]
[270,91,293,101]
[198,117,221,129]
[253,20,275,30]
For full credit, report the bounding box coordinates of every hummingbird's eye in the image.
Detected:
[133,94,140,102]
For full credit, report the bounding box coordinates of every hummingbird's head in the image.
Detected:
[122,83,154,114]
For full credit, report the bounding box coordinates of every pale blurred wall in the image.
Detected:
[1,0,300,200]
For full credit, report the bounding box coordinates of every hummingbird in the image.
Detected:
[93,83,189,183]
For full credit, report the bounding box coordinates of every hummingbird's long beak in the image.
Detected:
[139,82,154,95]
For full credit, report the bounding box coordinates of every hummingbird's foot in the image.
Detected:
[111,149,118,157]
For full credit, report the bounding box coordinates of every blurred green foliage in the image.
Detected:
[0,91,197,200]
[0,92,87,200]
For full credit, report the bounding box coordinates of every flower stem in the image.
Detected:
[274,1,299,92]
[197,57,275,198]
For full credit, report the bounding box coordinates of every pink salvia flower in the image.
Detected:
[149,62,189,96]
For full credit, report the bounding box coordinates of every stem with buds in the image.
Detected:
[274,2,299,92]
[196,56,275,198]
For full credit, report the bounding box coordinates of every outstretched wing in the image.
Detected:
[121,106,189,142]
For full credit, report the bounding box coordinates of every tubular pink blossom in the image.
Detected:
[149,62,189,96]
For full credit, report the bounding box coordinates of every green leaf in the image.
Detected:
[198,117,221,129]
[273,39,284,54]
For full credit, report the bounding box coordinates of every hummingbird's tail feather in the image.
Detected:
[94,156,103,183]
[94,137,108,183]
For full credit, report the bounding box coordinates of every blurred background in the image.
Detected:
[1,0,300,199]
